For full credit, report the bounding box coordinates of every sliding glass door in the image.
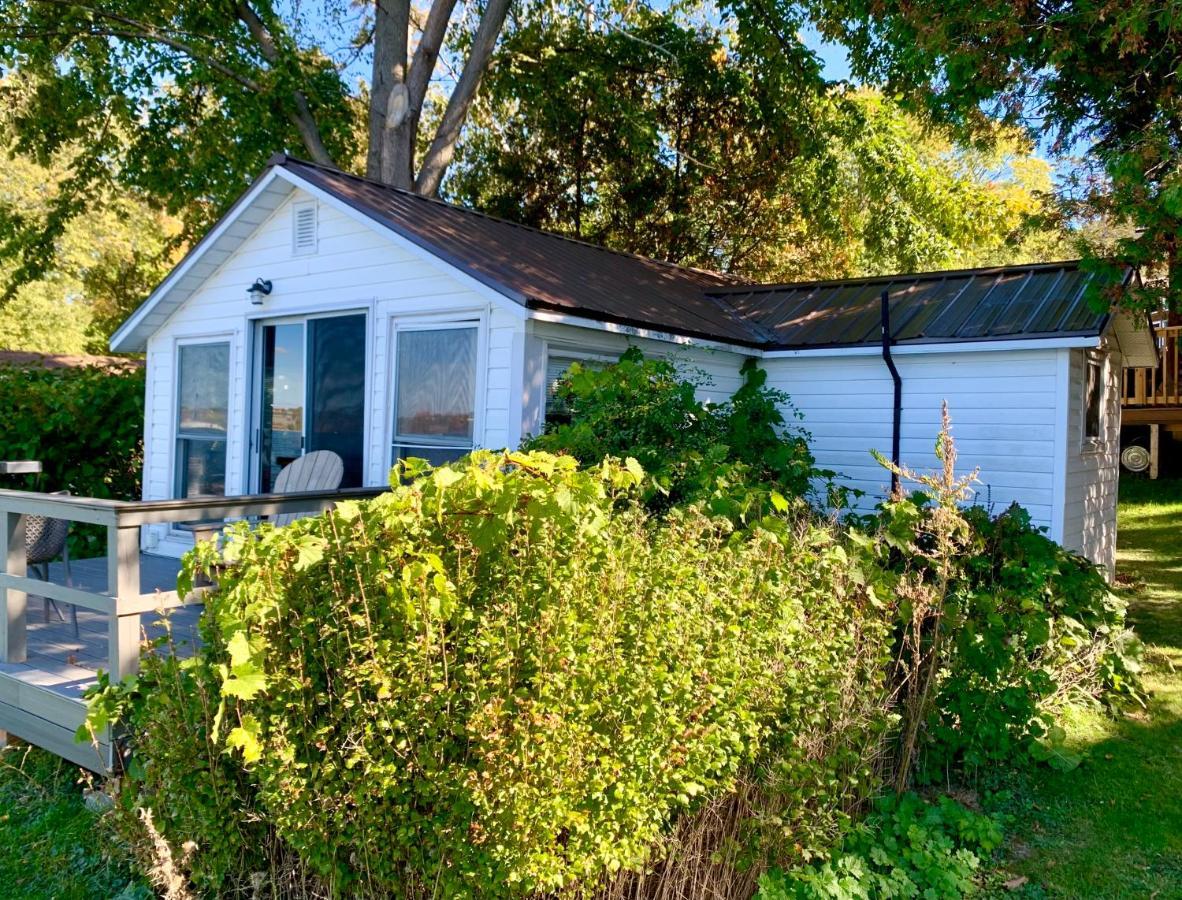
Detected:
[257,313,366,491]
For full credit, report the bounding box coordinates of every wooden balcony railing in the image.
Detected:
[0,485,383,770]
[1123,325,1182,408]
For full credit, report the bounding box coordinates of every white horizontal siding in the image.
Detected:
[141,188,526,553]
[761,349,1063,529]
[522,320,753,439]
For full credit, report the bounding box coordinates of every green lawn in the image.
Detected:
[989,477,1182,898]
[0,742,145,899]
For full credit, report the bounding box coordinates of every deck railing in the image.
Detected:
[1123,324,1182,407]
[0,486,384,769]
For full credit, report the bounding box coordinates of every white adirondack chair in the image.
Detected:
[269,450,346,526]
[191,450,345,549]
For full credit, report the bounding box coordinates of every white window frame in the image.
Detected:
[169,333,234,538]
[1081,350,1106,454]
[386,312,488,469]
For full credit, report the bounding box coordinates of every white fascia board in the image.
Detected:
[761,336,1102,359]
[109,169,285,352]
[527,309,757,355]
[270,168,528,321]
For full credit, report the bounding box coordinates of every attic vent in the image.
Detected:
[292,201,317,255]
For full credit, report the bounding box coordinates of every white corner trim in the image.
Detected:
[1049,347,1071,544]
[110,169,285,352]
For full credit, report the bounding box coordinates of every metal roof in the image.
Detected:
[113,155,1123,353]
[711,263,1116,350]
[281,159,763,346]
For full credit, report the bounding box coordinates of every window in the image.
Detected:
[392,325,478,466]
[545,353,607,425]
[175,342,230,497]
[1083,353,1105,448]
[292,201,317,255]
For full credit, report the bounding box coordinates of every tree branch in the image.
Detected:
[24,2,263,93]
[415,0,512,196]
[235,1,335,166]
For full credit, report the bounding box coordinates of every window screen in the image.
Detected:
[545,354,606,424]
[175,342,229,497]
[393,326,478,466]
[1084,355,1104,444]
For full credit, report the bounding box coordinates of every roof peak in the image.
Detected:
[273,155,747,287]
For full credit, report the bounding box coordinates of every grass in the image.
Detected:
[0,742,146,899]
[987,476,1182,898]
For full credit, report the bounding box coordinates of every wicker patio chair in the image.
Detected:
[25,491,79,638]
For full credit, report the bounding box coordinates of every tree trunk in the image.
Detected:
[367,0,412,188]
[414,0,512,196]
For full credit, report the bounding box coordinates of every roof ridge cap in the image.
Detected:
[707,260,1091,296]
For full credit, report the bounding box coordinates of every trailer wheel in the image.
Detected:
[1121,443,1151,473]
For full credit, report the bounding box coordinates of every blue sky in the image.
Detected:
[799,23,853,83]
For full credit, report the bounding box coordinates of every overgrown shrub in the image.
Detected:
[857,411,1142,779]
[525,349,829,516]
[0,361,144,555]
[99,451,892,896]
[756,793,1004,899]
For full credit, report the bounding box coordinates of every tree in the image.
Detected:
[0,0,514,286]
[0,134,178,353]
[799,0,1182,308]
[449,10,1070,281]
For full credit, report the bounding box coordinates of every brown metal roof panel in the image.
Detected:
[987,268,1063,336]
[1025,268,1088,334]
[287,161,761,344]
[888,281,943,338]
[891,277,971,340]
[920,274,997,337]
[788,281,880,344]
[953,270,1030,336]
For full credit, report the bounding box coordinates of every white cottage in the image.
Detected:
[110,155,1155,573]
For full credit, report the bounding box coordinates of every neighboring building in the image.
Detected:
[110,156,1156,573]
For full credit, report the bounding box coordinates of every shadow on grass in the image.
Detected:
[987,476,1182,897]
[990,647,1182,898]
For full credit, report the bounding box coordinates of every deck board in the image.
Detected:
[21,552,202,696]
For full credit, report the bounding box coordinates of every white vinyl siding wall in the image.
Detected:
[1061,345,1120,574]
[141,187,525,553]
[760,348,1064,533]
[521,320,752,439]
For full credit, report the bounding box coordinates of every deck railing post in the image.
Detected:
[1,511,27,664]
[107,523,142,680]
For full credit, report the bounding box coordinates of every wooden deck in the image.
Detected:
[0,553,195,770]
[19,553,195,686]
[0,485,383,772]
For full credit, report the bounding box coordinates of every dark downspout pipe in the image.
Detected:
[881,289,902,496]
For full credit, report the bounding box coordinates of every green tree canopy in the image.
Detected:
[449,12,1071,281]
[799,0,1182,308]
[0,132,177,353]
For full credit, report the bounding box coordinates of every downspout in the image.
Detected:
[881,289,902,496]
